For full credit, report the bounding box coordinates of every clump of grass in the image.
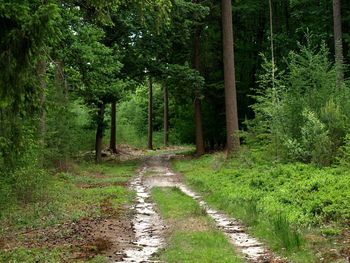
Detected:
[0,247,63,263]
[172,152,344,262]
[151,187,243,263]
[272,214,303,251]
[0,160,138,261]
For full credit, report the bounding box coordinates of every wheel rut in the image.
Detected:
[118,155,287,263]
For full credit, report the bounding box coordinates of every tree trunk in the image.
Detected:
[193,26,205,156]
[163,84,169,147]
[333,0,344,83]
[148,77,153,150]
[222,0,240,155]
[269,0,275,87]
[110,101,117,153]
[37,60,46,141]
[95,102,105,163]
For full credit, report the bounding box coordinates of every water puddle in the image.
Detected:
[118,155,285,263]
[141,156,285,263]
[116,167,165,263]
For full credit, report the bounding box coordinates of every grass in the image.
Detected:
[0,248,111,263]
[172,150,350,263]
[0,160,138,262]
[0,247,63,263]
[151,187,243,263]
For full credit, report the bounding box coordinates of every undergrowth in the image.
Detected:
[173,150,350,262]
[152,187,243,263]
[0,160,137,262]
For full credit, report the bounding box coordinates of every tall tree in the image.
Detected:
[269,0,275,87]
[193,26,205,156]
[110,101,117,153]
[95,102,105,163]
[222,0,240,155]
[163,84,169,147]
[333,0,344,82]
[148,77,153,150]
[37,59,47,141]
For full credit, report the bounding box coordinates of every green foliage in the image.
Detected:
[152,187,206,219]
[0,1,61,170]
[248,40,350,165]
[161,232,243,263]
[152,187,243,263]
[45,95,96,168]
[1,160,137,231]
[163,63,205,102]
[173,152,350,261]
[337,134,350,166]
[0,247,63,263]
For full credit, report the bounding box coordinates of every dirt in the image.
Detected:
[171,217,212,232]
[1,205,134,262]
[124,154,288,263]
[116,167,166,263]
[76,181,128,189]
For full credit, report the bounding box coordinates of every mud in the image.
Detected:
[124,155,286,263]
[116,167,166,263]
[1,210,134,262]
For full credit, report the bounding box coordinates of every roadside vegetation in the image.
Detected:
[0,160,137,262]
[173,152,350,263]
[152,187,243,263]
[2,0,350,262]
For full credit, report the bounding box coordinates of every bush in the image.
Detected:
[248,39,350,166]
[8,166,49,204]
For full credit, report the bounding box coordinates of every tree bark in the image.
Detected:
[110,101,117,153]
[37,60,46,141]
[333,0,344,83]
[55,60,68,99]
[222,0,240,155]
[95,102,105,163]
[163,84,169,147]
[148,77,153,150]
[193,26,205,156]
[269,0,275,85]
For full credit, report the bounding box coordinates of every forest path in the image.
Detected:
[118,154,286,263]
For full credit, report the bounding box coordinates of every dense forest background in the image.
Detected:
[2,0,350,206]
[1,0,350,261]
[2,0,350,202]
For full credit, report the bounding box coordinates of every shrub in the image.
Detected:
[248,39,350,166]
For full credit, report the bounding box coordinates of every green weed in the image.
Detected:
[171,152,350,262]
[151,187,243,263]
[0,160,138,261]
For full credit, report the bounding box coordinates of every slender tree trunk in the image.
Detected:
[95,102,105,163]
[284,0,290,34]
[269,0,275,88]
[333,0,344,83]
[37,60,46,141]
[222,0,240,155]
[55,61,68,100]
[37,59,46,167]
[163,84,169,147]
[110,101,117,153]
[193,26,205,156]
[148,77,153,150]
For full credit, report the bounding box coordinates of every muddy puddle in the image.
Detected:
[118,155,284,263]
[177,184,281,262]
[116,167,166,263]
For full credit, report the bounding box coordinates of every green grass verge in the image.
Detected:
[0,248,110,263]
[151,187,243,263]
[0,160,138,262]
[172,151,350,262]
